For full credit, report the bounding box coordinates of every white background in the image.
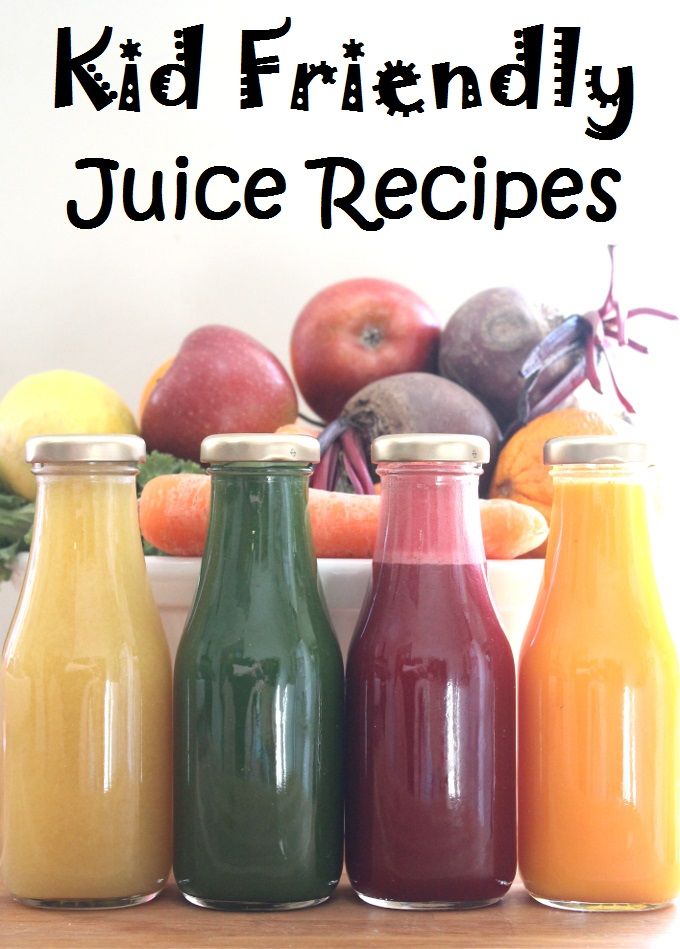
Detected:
[1,1,679,626]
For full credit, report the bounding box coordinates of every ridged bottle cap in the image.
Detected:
[372,434,490,464]
[26,434,146,464]
[544,435,648,465]
[201,434,320,464]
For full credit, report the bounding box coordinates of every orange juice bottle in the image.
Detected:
[519,435,679,911]
[0,436,172,908]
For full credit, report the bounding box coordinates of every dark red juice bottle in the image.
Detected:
[345,434,516,909]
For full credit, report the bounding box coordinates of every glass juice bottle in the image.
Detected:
[0,435,172,908]
[174,434,344,910]
[345,434,517,909]
[519,436,680,911]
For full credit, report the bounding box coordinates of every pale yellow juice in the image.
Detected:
[1,467,172,905]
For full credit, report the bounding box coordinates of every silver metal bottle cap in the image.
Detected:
[371,434,490,464]
[544,435,648,465]
[25,434,146,464]
[201,434,320,464]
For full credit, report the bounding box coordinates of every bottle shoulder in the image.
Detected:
[4,571,167,668]
[3,614,170,680]
[177,594,342,668]
[348,580,514,680]
[520,595,679,682]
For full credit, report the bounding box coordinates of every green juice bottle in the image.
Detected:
[174,434,344,911]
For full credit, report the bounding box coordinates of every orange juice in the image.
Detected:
[0,437,171,908]
[519,436,679,910]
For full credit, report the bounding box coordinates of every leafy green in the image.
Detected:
[0,451,202,578]
[137,451,202,491]
[0,485,34,582]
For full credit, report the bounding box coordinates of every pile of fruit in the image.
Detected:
[2,262,667,578]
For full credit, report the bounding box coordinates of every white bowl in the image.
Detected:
[9,555,544,661]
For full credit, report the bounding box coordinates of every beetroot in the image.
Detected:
[342,373,500,453]
[438,288,573,429]
[312,372,501,495]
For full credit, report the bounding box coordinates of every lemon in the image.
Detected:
[0,370,139,499]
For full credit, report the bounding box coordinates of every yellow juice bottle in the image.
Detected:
[519,435,680,911]
[0,435,171,908]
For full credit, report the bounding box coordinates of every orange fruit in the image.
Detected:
[490,407,626,523]
[138,357,174,423]
[275,421,321,437]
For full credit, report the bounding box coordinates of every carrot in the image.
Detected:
[309,493,547,560]
[139,473,210,557]
[138,475,379,559]
[308,488,380,559]
[138,475,548,561]
[480,498,548,560]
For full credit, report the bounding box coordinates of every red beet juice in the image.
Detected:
[345,438,516,909]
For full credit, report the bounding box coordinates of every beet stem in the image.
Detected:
[520,315,585,378]
[507,357,588,438]
[341,451,365,494]
[627,307,678,322]
[318,417,350,456]
[310,439,340,490]
[513,246,678,427]
[340,430,375,495]
[326,440,340,491]
[313,417,374,494]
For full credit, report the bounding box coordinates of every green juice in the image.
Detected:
[173,463,344,910]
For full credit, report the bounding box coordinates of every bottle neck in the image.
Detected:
[375,462,486,566]
[201,464,317,584]
[27,464,142,574]
[547,464,655,580]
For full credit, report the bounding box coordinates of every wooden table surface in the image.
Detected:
[0,878,677,948]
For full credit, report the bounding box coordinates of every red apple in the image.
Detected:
[291,278,440,420]
[141,325,297,461]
